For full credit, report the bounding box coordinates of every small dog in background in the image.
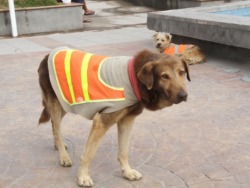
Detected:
[153,32,206,65]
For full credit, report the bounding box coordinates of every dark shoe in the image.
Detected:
[84,10,95,16]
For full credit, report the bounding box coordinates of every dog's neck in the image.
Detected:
[159,43,171,53]
[128,58,141,101]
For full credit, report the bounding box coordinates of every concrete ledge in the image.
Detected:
[180,0,227,8]
[0,3,83,36]
[124,0,179,10]
[147,1,250,50]
[125,0,242,10]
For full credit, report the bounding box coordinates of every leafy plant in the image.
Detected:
[0,0,59,9]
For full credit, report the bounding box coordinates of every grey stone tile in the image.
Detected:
[2,38,49,53]
[1,1,250,188]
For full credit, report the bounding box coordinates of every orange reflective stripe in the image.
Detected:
[178,44,188,54]
[87,54,125,101]
[54,51,73,104]
[164,44,193,55]
[164,46,175,54]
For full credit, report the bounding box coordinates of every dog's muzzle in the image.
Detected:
[178,90,188,102]
[156,43,161,48]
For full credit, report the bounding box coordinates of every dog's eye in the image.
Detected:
[179,71,185,76]
[161,74,169,80]
[161,39,165,42]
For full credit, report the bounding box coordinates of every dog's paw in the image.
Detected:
[122,169,142,181]
[60,155,72,167]
[78,175,94,187]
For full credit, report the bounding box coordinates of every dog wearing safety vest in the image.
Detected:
[38,46,190,187]
[153,32,206,65]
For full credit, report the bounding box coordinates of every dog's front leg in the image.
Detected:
[78,114,113,187]
[117,116,142,181]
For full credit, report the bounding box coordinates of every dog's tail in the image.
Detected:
[38,100,50,125]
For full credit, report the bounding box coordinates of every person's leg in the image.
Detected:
[82,0,95,15]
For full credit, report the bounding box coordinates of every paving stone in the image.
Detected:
[1,1,250,188]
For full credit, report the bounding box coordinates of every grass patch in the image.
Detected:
[0,0,59,9]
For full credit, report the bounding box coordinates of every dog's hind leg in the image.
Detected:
[48,98,72,167]
[38,55,71,167]
[117,115,142,181]
[52,109,68,151]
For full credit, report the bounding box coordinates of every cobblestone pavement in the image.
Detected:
[1,1,250,188]
[81,0,156,31]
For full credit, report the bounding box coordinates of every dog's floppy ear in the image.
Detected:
[153,32,158,39]
[165,33,172,41]
[138,62,155,90]
[182,59,191,81]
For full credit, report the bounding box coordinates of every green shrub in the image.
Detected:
[0,0,59,9]
[0,0,8,9]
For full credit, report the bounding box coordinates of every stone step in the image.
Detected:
[125,0,243,10]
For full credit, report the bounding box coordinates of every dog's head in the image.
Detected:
[137,52,190,110]
[153,32,172,53]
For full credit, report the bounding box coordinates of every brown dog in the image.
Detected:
[38,47,190,187]
[153,32,206,65]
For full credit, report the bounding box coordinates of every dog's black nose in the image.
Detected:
[156,43,161,47]
[177,91,188,101]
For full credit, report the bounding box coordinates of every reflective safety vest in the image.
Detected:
[52,50,125,105]
[48,47,140,120]
[164,44,193,55]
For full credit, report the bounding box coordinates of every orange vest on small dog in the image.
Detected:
[164,44,193,55]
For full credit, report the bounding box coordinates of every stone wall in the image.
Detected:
[0,4,82,37]
[125,0,244,10]
[125,0,180,10]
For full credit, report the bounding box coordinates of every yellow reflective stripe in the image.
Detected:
[81,53,93,101]
[64,50,76,103]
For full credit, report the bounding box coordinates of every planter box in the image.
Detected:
[0,3,82,36]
